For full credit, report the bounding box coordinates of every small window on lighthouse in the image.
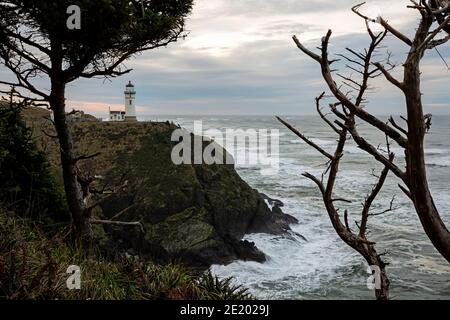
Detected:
[129,100,132,104]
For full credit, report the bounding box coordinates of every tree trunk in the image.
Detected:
[404,18,450,263]
[364,246,390,300]
[49,80,93,242]
[377,267,390,300]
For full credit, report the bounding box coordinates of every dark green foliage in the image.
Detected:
[0,0,194,81]
[0,103,68,224]
[0,209,253,300]
[197,272,253,300]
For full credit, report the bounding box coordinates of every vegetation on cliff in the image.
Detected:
[0,104,68,227]
[35,120,296,268]
[0,106,252,300]
[0,208,252,300]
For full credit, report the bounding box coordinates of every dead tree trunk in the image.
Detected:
[278,23,397,299]
[286,2,450,271]
[404,16,450,262]
[278,111,392,300]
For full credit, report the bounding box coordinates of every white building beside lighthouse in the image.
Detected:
[108,81,138,122]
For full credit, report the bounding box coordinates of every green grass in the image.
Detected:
[0,208,252,300]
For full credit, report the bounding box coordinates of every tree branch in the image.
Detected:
[389,116,408,136]
[374,62,405,90]
[73,152,102,164]
[292,30,408,149]
[277,116,334,159]
[351,2,413,46]
[360,154,394,237]
[91,219,144,233]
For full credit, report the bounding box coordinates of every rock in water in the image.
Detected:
[260,193,285,208]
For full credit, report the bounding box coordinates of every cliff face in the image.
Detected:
[34,121,297,268]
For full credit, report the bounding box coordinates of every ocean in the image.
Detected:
[144,114,450,300]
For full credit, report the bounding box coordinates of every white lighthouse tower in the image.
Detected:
[124,81,137,122]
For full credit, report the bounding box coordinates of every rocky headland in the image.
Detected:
[30,113,297,269]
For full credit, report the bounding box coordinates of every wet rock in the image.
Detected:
[260,193,285,208]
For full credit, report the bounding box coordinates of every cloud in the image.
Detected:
[1,0,448,116]
[183,0,417,53]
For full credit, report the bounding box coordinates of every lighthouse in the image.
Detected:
[124,81,137,122]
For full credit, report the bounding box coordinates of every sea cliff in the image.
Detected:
[31,117,297,268]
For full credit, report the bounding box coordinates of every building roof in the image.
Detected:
[110,110,125,114]
[126,81,134,87]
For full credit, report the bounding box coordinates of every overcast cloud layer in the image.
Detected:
[1,0,449,117]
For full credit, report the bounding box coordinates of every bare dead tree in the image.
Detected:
[76,168,145,234]
[278,1,450,299]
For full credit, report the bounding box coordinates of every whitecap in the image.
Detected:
[426,156,450,167]
[425,148,448,155]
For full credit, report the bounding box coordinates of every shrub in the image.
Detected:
[0,209,252,300]
[0,103,68,226]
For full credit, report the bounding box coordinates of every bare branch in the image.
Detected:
[316,92,342,134]
[41,129,58,139]
[369,196,399,217]
[332,198,353,203]
[73,152,102,164]
[344,210,352,232]
[91,219,144,233]
[293,35,321,62]
[374,62,405,90]
[292,30,408,149]
[422,14,450,49]
[347,118,407,182]
[110,203,139,221]
[360,154,394,237]
[351,2,413,46]
[398,184,413,200]
[302,172,326,194]
[379,18,414,46]
[389,116,408,136]
[277,116,333,159]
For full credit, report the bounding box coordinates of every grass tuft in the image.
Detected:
[0,209,253,300]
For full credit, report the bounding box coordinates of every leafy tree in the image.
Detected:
[0,0,193,241]
[0,94,67,224]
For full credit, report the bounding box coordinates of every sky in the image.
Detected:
[1,0,449,117]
